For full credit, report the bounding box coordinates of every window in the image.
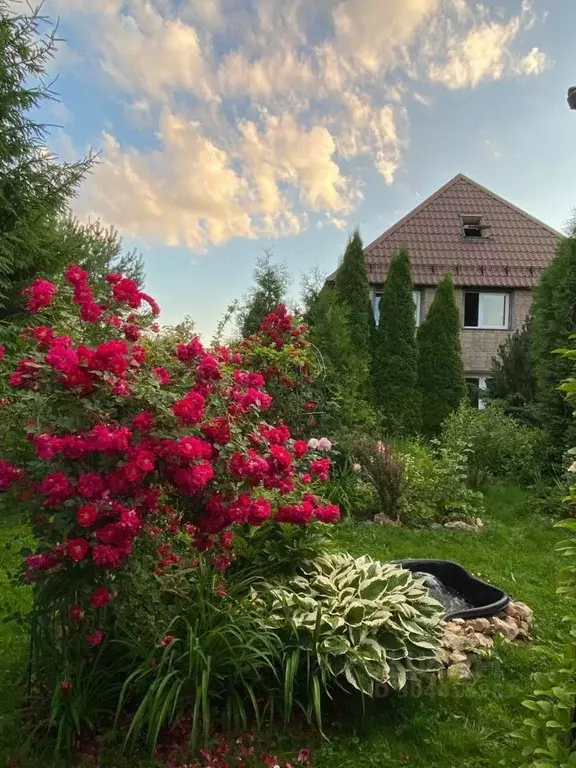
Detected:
[374,290,421,326]
[464,292,509,329]
[466,376,491,410]
[462,215,484,238]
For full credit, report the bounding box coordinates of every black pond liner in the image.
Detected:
[395,558,510,622]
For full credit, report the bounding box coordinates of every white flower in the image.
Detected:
[307,438,319,450]
[352,463,362,473]
[568,461,576,473]
[317,437,332,452]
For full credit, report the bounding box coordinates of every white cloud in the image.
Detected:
[49,0,550,251]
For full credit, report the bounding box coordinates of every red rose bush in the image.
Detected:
[0,266,339,750]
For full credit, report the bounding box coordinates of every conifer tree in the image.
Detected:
[531,236,576,452]
[239,251,288,338]
[417,275,465,436]
[372,249,419,435]
[334,230,374,359]
[486,319,537,425]
[0,2,92,318]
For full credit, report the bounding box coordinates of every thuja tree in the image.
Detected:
[372,249,419,435]
[334,230,375,360]
[0,2,91,319]
[531,236,576,454]
[486,319,537,426]
[305,283,377,436]
[0,267,339,749]
[417,275,465,436]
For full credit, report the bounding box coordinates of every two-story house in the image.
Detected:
[363,173,560,404]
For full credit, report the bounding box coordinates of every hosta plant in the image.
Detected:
[251,553,444,703]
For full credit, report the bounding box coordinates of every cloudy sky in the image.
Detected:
[41,0,576,336]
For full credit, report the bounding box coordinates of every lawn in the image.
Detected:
[0,484,568,767]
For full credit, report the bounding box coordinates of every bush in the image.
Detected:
[349,437,406,521]
[251,554,444,702]
[441,402,547,488]
[396,439,484,525]
[0,267,341,751]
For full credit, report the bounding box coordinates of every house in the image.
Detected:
[362,173,561,404]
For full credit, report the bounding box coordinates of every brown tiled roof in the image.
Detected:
[349,174,560,289]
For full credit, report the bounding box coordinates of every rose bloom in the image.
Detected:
[157,635,175,648]
[90,586,112,609]
[307,438,319,450]
[317,437,332,452]
[352,463,362,473]
[86,630,104,648]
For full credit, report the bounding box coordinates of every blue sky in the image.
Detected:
[40,0,576,338]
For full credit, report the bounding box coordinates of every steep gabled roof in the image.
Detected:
[339,174,561,288]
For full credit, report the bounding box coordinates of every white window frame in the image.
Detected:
[373,290,421,327]
[463,291,510,330]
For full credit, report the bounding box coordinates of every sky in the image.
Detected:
[35,0,576,338]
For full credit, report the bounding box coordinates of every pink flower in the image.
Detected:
[66,538,90,562]
[22,278,58,313]
[157,635,175,648]
[86,630,104,647]
[0,460,22,490]
[0,344,4,362]
[317,437,332,452]
[172,391,206,425]
[90,586,112,609]
[314,504,341,524]
[70,604,84,621]
[292,440,308,458]
[133,411,155,432]
[92,544,124,569]
[296,748,311,764]
[77,472,106,499]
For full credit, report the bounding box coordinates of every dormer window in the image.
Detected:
[462,215,484,239]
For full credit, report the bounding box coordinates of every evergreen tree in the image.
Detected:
[372,249,419,435]
[486,319,537,425]
[239,251,288,337]
[417,275,465,436]
[0,2,92,318]
[305,282,377,435]
[531,236,576,452]
[334,230,374,358]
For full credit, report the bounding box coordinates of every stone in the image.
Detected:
[491,616,520,642]
[511,601,534,624]
[467,618,491,633]
[465,633,494,651]
[444,521,479,533]
[443,631,467,652]
[439,648,452,666]
[445,621,464,634]
[449,651,468,665]
[373,513,401,527]
[447,662,473,681]
[475,517,484,528]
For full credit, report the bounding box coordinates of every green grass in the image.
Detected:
[0,484,569,767]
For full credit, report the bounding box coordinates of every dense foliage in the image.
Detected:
[0,267,340,750]
[532,236,576,455]
[0,3,91,319]
[417,275,465,436]
[441,402,547,488]
[304,283,377,436]
[372,250,419,435]
[486,320,537,426]
[252,554,444,699]
[334,230,374,363]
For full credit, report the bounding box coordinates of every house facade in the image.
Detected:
[365,174,560,402]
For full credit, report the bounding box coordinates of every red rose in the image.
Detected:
[69,603,85,621]
[86,630,104,647]
[77,504,98,527]
[157,635,175,648]
[66,538,90,561]
[90,586,112,609]
[60,680,72,693]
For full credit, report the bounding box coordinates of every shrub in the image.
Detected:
[349,436,405,520]
[334,230,374,362]
[441,402,547,488]
[417,275,466,437]
[396,439,484,525]
[0,267,341,751]
[372,249,419,435]
[251,554,444,704]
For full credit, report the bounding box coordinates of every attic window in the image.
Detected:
[462,215,484,239]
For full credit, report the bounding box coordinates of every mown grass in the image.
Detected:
[0,484,568,767]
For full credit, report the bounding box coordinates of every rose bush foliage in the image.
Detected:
[0,266,339,735]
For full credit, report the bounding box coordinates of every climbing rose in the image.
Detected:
[0,345,4,362]
[77,504,98,527]
[69,604,84,621]
[157,635,175,648]
[90,586,112,609]
[66,538,90,561]
[86,630,104,648]
[22,278,57,314]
